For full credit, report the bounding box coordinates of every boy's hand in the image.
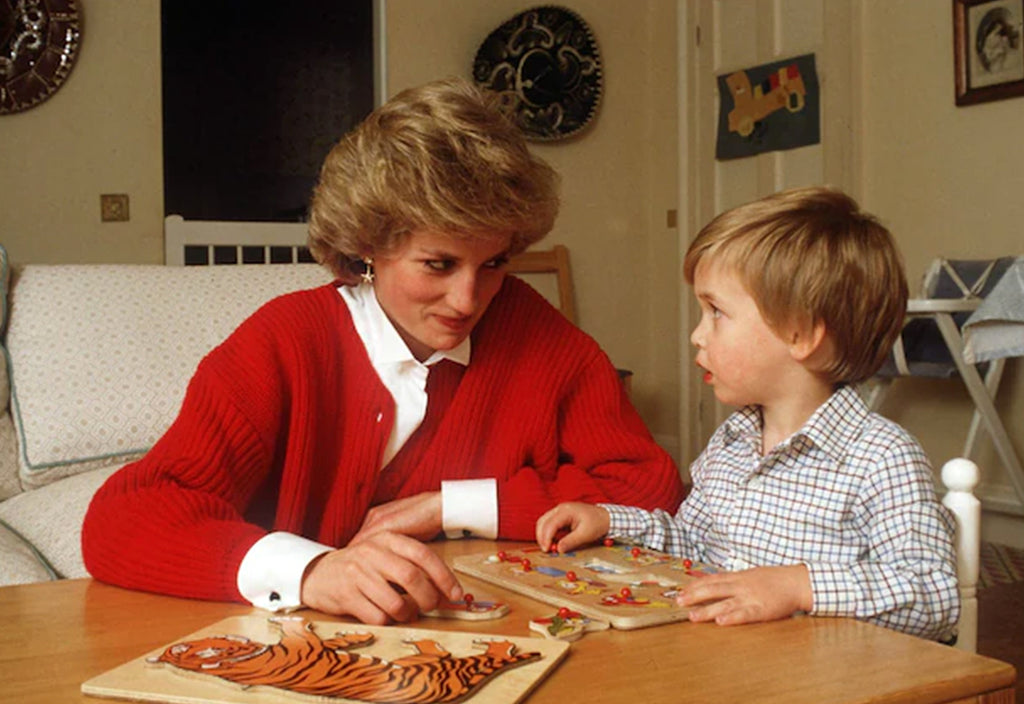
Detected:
[677,564,812,626]
[535,502,610,553]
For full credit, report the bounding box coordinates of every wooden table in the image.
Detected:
[0,540,1016,704]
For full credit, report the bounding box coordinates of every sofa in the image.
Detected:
[0,245,331,586]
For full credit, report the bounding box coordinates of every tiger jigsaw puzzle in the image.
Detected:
[81,615,570,704]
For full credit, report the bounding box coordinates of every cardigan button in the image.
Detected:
[375,412,383,423]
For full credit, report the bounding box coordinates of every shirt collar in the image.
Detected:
[722,386,870,460]
[339,282,471,369]
[798,385,871,458]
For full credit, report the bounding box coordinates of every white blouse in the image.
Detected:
[236,283,497,611]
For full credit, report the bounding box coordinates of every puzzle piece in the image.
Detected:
[422,593,510,621]
[529,608,610,641]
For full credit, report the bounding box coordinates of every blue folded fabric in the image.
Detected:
[963,257,1024,363]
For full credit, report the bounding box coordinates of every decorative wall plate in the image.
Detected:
[473,5,602,141]
[1,0,82,114]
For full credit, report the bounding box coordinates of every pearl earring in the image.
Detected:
[360,257,374,284]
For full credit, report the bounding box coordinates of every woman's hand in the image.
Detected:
[349,492,443,545]
[677,564,812,626]
[300,531,463,624]
[535,502,610,553]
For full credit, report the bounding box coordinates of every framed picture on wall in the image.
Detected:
[954,0,1024,105]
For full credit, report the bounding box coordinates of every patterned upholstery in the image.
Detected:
[4,263,330,489]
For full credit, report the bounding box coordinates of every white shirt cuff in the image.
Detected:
[236,532,332,611]
[442,478,497,539]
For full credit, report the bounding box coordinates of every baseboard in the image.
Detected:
[978,485,1024,548]
[982,513,1024,549]
[976,484,1024,517]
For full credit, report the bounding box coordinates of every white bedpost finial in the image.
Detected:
[942,457,980,493]
[941,458,980,653]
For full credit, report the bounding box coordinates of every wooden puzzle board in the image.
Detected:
[82,615,569,704]
[454,543,717,630]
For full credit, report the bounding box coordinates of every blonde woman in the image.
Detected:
[84,78,684,624]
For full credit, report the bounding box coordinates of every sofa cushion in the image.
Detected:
[0,464,121,581]
[0,518,56,585]
[5,263,330,488]
[0,243,20,501]
[0,416,19,501]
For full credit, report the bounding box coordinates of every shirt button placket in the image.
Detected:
[746,457,762,490]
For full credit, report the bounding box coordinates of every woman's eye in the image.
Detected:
[424,260,453,272]
[485,256,510,269]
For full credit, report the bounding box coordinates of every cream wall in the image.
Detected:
[859,1,1024,538]
[0,0,164,264]
[384,0,682,454]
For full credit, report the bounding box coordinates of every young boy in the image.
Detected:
[536,187,959,641]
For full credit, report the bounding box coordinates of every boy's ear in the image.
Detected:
[788,319,828,362]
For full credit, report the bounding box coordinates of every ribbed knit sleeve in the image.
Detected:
[81,369,273,601]
[468,278,685,539]
[495,350,684,538]
[82,285,393,602]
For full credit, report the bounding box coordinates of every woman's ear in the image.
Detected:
[789,319,828,363]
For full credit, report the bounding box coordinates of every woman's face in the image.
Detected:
[372,229,512,361]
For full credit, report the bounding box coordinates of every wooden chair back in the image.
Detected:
[507,245,576,325]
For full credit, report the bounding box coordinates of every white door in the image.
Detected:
[681,0,858,463]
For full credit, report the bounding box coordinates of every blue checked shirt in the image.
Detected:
[603,386,960,640]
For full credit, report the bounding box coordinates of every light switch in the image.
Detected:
[100,194,129,222]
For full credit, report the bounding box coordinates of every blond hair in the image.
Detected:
[683,186,908,385]
[308,77,560,280]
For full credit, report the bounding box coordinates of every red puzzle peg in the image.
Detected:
[496,550,507,562]
[521,558,532,572]
[683,559,693,569]
[549,543,558,555]
[565,570,577,582]
[463,593,474,606]
[603,538,614,547]
[631,546,641,558]
[619,587,632,598]
[558,607,571,619]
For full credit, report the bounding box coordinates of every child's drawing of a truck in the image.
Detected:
[725,64,806,137]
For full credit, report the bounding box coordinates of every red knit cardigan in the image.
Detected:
[82,277,684,602]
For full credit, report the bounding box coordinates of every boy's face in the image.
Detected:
[690,260,796,408]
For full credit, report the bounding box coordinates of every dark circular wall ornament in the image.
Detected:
[473,5,602,142]
[1,0,83,115]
